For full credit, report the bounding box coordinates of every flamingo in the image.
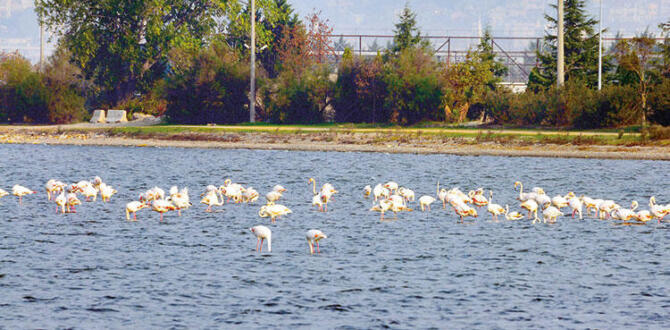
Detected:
[388,194,412,218]
[243,187,259,203]
[272,185,287,193]
[520,199,539,222]
[470,189,489,207]
[45,179,66,200]
[372,183,389,202]
[505,205,525,220]
[437,181,448,208]
[12,185,36,205]
[363,185,372,198]
[125,201,148,221]
[306,229,327,255]
[452,201,478,222]
[514,181,537,202]
[551,194,569,209]
[0,188,8,200]
[200,190,223,212]
[649,196,669,222]
[542,206,563,223]
[535,192,552,209]
[610,201,638,221]
[487,191,505,221]
[398,187,415,202]
[250,225,271,252]
[582,196,599,217]
[635,210,653,222]
[312,194,325,212]
[55,192,67,214]
[170,188,191,216]
[597,200,618,219]
[266,190,282,205]
[370,199,392,220]
[99,183,117,202]
[418,195,436,211]
[66,193,81,213]
[151,199,176,221]
[384,181,398,194]
[259,204,292,223]
[567,194,583,219]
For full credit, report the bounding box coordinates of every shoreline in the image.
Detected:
[1,127,669,160]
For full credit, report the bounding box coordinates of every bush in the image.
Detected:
[648,78,670,126]
[483,88,514,124]
[333,55,388,123]
[165,41,250,124]
[264,65,333,124]
[648,125,670,140]
[42,48,87,124]
[0,55,49,123]
[382,48,445,125]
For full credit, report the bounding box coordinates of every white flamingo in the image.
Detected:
[250,225,271,252]
[306,229,327,255]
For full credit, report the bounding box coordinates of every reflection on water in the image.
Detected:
[0,144,669,328]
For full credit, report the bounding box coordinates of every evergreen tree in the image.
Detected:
[528,0,612,91]
[476,27,509,88]
[390,5,425,54]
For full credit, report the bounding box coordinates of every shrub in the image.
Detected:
[648,125,670,140]
[0,55,49,123]
[42,48,87,124]
[382,48,445,125]
[165,41,250,124]
[482,88,514,124]
[264,64,333,124]
[648,78,670,126]
[333,55,388,123]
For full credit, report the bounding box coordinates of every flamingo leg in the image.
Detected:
[316,241,320,253]
[260,238,264,252]
[134,212,137,221]
[160,213,163,222]
[256,238,260,251]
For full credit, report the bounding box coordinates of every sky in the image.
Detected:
[1,0,668,63]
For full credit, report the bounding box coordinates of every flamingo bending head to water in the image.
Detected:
[306,229,327,254]
[250,225,272,252]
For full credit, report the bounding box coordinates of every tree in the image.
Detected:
[223,0,301,78]
[305,11,335,64]
[614,36,657,127]
[0,54,48,123]
[444,51,496,122]
[390,5,425,54]
[528,0,612,91]
[333,36,352,52]
[477,27,509,88]
[37,0,221,106]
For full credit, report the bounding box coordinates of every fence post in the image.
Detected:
[359,36,362,56]
[446,38,451,67]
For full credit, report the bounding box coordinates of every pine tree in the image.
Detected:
[391,5,424,54]
[528,0,612,91]
[476,27,509,88]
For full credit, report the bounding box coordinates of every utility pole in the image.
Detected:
[39,17,44,71]
[557,0,565,87]
[598,0,603,90]
[249,0,256,123]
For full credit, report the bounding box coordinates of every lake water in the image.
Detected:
[1,144,669,328]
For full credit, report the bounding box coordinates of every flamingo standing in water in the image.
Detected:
[418,195,436,211]
[487,191,505,221]
[125,201,148,221]
[370,199,392,220]
[306,229,327,255]
[55,192,67,214]
[452,201,478,222]
[542,206,563,223]
[201,190,223,212]
[151,199,176,221]
[259,204,292,223]
[66,193,81,213]
[520,199,539,223]
[250,225,271,252]
[13,185,36,205]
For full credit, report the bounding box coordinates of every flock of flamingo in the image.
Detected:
[1,177,669,255]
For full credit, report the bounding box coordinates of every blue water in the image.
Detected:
[0,144,669,328]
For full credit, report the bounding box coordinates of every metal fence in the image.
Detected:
[327,34,666,84]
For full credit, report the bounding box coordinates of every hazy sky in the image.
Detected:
[1,0,668,62]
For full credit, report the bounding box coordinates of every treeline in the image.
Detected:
[1,1,668,128]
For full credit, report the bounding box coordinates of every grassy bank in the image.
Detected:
[95,123,665,147]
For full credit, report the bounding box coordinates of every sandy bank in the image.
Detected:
[1,127,668,160]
